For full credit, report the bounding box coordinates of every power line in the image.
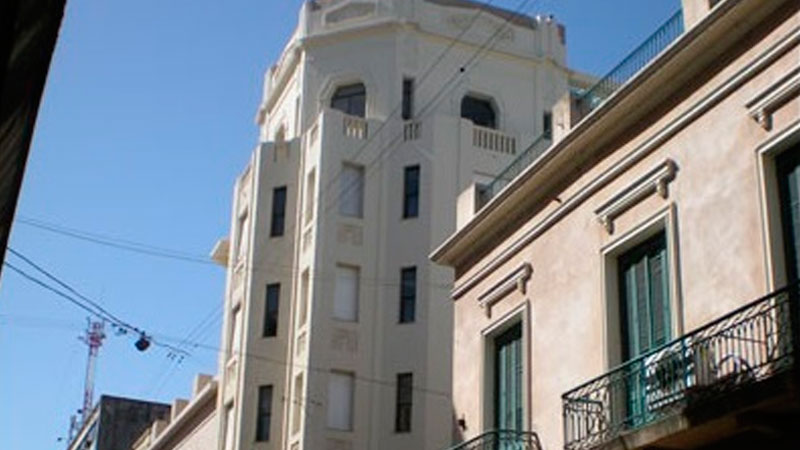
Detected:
[3,254,189,357]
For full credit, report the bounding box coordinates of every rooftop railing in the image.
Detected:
[446,430,543,450]
[477,131,551,208]
[576,9,684,118]
[562,284,799,450]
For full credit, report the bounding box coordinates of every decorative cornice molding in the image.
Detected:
[472,263,532,317]
[747,68,800,130]
[594,159,677,234]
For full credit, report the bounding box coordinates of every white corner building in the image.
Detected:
[213,1,575,449]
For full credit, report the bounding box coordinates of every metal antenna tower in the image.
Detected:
[79,320,106,421]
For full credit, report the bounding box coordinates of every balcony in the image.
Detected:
[447,430,542,450]
[562,284,800,450]
[477,131,551,208]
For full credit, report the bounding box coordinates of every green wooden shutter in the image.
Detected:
[620,233,671,359]
[778,149,800,283]
[495,324,523,432]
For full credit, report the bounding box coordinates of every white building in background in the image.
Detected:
[211,1,579,450]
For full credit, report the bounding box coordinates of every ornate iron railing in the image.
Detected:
[576,9,684,118]
[477,131,551,209]
[562,284,799,450]
[446,430,543,450]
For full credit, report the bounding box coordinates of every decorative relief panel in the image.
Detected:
[337,223,363,246]
[330,327,358,353]
[326,438,353,450]
[325,2,376,25]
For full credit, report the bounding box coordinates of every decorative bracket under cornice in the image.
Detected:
[747,68,800,130]
[477,263,532,318]
[595,159,677,234]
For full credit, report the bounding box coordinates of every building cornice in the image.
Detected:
[432,0,796,271]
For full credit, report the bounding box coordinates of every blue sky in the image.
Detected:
[0,1,678,448]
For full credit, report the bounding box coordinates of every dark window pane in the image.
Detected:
[400,267,416,323]
[271,186,287,237]
[331,83,366,118]
[402,79,414,120]
[461,96,496,129]
[395,373,413,432]
[778,147,800,283]
[403,165,420,218]
[256,385,273,441]
[543,111,553,138]
[264,284,280,337]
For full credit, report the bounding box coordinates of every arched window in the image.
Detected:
[461,95,496,129]
[331,83,366,118]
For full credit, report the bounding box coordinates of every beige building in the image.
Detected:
[432,0,800,449]
[132,375,218,450]
[210,1,580,450]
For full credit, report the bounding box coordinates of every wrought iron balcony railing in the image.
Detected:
[446,430,543,450]
[562,284,799,450]
[576,9,684,118]
[477,131,551,209]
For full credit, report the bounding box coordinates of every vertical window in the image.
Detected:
[230,307,242,356]
[400,267,417,323]
[292,373,304,434]
[494,324,523,431]
[340,163,364,218]
[294,96,301,137]
[461,95,496,129]
[543,111,553,138]
[395,373,413,433]
[331,83,366,118]
[778,147,800,282]
[223,403,235,450]
[299,270,310,327]
[264,284,280,337]
[327,371,355,431]
[236,211,250,262]
[256,385,273,441]
[402,78,414,120]
[619,232,671,360]
[334,265,359,322]
[403,165,420,218]
[270,186,287,237]
[305,169,316,225]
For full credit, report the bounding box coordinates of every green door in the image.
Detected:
[495,323,523,434]
[778,148,800,283]
[619,232,671,426]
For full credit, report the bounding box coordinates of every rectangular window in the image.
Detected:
[400,267,417,323]
[340,163,364,218]
[395,373,413,433]
[543,111,553,138]
[264,284,280,337]
[305,169,316,225]
[778,148,800,282]
[334,265,359,322]
[230,307,242,356]
[402,78,414,120]
[327,371,355,431]
[223,403,235,450]
[256,385,273,441]
[270,186,287,237]
[619,232,671,360]
[236,211,250,262]
[403,165,420,218]
[299,269,310,327]
[292,373,304,434]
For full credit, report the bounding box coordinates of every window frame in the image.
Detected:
[403,165,420,219]
[399,266,417,323]
[255,385,273,442]
[270,186,287,237]
[402,78,414,121]
[461,95,497,129]
[339,162,365,218]
[263,283,280,337]
[331,83,367,118]
[395,372,413,433]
